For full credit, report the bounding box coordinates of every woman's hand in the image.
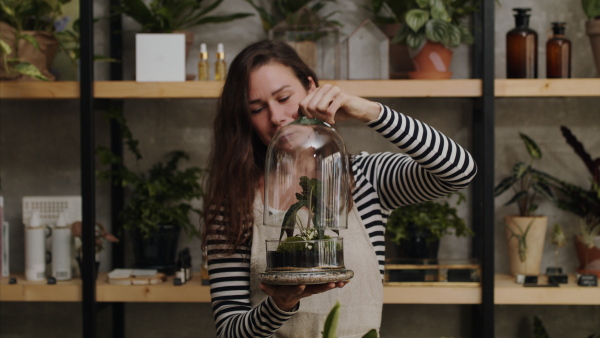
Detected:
[298,84,381,125]
[260,281,348,312]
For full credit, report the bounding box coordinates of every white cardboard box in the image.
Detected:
[136,33,186,82]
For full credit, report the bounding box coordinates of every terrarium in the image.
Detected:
[258,117,354,285]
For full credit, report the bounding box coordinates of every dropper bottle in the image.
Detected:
[197,43,209,81]
[215,43,227,81]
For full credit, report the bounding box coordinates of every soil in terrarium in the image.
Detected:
[267,236,344,271]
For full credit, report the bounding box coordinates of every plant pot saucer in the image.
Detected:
[259,269,354,285]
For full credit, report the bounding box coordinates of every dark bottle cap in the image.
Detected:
[513,8,532,27]
[551,22,566,35]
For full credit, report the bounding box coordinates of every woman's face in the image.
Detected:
[248,61,315,145]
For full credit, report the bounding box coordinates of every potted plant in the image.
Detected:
[494,133,555,276]
[386,192,473,260]
[0,0,72,81]
[245,0,341,79]
[366,0,416,78]
[113,0,253,78]
[97,109,205,275]
[539,126,600,277]
[71,221,119,278]
[392,0,479,79]
[582,0,600,76]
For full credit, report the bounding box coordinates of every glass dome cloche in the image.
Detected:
[258,116,354,285]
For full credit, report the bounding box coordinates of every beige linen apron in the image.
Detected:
[250,194,383,338]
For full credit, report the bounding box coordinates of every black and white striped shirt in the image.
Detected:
[206,105,477,338]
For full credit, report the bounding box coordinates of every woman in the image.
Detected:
[202,40,477,338]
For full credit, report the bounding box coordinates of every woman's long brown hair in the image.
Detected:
[202,40,319,254]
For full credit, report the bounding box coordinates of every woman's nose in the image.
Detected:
[270,105,288,126]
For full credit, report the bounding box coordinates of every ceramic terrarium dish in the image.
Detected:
[259,117,354,285]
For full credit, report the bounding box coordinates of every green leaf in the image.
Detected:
[494,175,517,196]
[362,329,378,338]
[21,33,40,50]
[446,23,462,48]
[582,0,600,19]
[533,316,550,338]
[0,39,12,55]
[430,6,449,21]
[513,162,529,180]
[425,19,450,44]
[14,62,48,81]
[460,25,474,45]
[531,180,556,203]
[415,0,429,9]
[504,190,527,207]
[406,30,424,49]
[520,133,542,160]
[322,302,341,338]
[405,9,429,32]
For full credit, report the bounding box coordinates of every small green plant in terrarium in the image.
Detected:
[280,176,335,240]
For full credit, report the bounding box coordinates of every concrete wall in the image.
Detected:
[1,0,599,337]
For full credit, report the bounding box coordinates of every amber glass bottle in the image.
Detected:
[546,22,571,78]
[506,8,538,78]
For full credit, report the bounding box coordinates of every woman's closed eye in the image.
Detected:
[251,106,264,114]
[278,96,290,103]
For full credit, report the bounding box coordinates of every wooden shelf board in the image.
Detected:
[494,274,600,305]
[383,283,481,304]
[96,273,211,303]
[1,275,81,302]
[1,80,481,99]
[0,81,79,99]
[495,79,600,97]
[3,79,599,99]
[4,274,599,304]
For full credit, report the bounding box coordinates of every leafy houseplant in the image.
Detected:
[245,0,341,79]
[494,133,556,216]
[539,126,600,274]
[323,302,378,338]
[388,0,479,78]
[494,133,554,276]
[386,192,473,259]
[395,0,477,49]
[244,0,340,33]
[0,0,73,80]
[113,0,253,33]
[97,109,205,272]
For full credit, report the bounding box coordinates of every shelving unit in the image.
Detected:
[2,0,599,336]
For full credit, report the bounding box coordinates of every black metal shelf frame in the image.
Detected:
[78,0,497,336]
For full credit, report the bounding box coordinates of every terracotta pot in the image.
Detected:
[380,23,414,79]
[0,22,59,81]
[574,235,600,277]
[408,41,453,79]
[504,216,547,276]
[586,19,600,77]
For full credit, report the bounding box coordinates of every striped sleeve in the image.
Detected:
[351,104,477,278]
[359,104,477,210]
[206,208,297,338]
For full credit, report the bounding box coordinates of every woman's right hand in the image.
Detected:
[260,281,348,311]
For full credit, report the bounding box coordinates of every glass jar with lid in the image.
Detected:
[259,116,354,285]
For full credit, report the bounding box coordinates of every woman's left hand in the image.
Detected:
[298,84,381,125]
